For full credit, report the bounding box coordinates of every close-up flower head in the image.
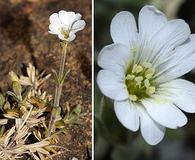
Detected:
[97,5,195,145]
[49,10,86,42]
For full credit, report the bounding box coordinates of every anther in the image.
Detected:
[135,76,143,87]
[126,74,135,80]
[135,65,143,73]
[146,87,156,95]
[145,68,155,79]
[132,64,138,73]
[135,76,143,83]
[144,79,150,88]
[129,94,138,101]
[125,62,156,101]
[143,62,152,68]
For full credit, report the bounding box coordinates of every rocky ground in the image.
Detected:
[0,0,92,159]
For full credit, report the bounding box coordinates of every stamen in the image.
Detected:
[143,62,152,68]
[125,62,156,102]
[132,64,138,73]
[126,74,135,80]
[135,76,144,83]
[145,68,155,79]
[144,79,150,88]
[146,87,156,95]
[129,94,138,101]
[135,65,143,73]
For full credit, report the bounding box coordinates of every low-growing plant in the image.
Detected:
[0,63,82,160]
[0,9,86,160]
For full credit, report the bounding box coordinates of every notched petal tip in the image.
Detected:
[177,19,191,35]
[75,13,82,20]
[143,5,164,15]
[58,10,67,14]
[111,10,135,28]
[110,10,137,46]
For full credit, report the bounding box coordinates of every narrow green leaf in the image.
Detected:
[12,81,22,99]
[52,69,60,84]
[0,94,5,110]
[60,69,70,84]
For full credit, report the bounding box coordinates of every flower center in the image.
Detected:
[125,62,156,102]
[61,28,69,39]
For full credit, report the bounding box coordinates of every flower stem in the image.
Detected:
[54,42,68,107]
[48,42,68,137]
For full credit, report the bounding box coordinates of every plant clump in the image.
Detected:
[0,63,82,160]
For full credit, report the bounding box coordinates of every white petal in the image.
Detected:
[56,31,76,42]
[49,24,60,34]
[139,107,165,145]
[98,43,132,77]
[114,100,139,131]
[66,11,77,24]
[156,35,195,83]
[59,10,81,28]
[110,11,137,48]
[96,70,129,101]
[74,13,82,21]
[59,10,74,26]
[160,79,195,113]
[142,98,187,129]
[146,19,190,65]
[136,6,167,64]
[66,32,76,42]
[72,20,86,33]
[58,34,65,40]
[48,31,57,35]
[139,5,167,40]
[49,13,61,26]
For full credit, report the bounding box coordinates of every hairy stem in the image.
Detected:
[54,42,68,107]
[48,42,68,136]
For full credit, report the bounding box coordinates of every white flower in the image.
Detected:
[97,5,195,145]
[49,10,86,42]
